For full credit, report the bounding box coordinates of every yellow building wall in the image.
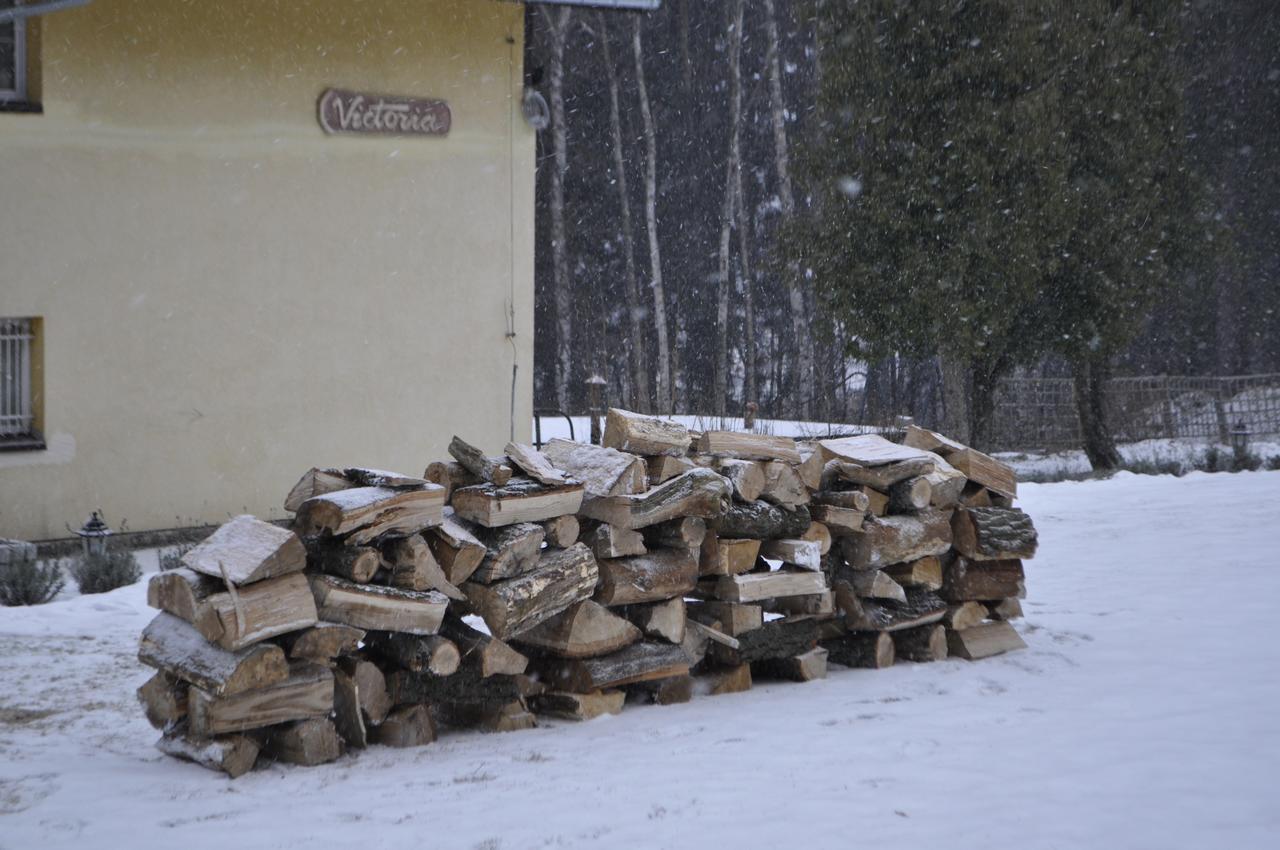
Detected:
[0,0,535,540]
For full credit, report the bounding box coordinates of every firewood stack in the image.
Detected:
[136,414,1036,777]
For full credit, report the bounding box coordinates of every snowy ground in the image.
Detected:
[3,471,1280,850]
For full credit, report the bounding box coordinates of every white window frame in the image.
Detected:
[0,1,27,103]
[0,318,36,442]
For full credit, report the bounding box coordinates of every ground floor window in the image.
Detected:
[0,1,26,102]
[1,317,41,448]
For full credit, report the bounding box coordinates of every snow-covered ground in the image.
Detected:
[3,471,1279,849]
[998,436,1280,478]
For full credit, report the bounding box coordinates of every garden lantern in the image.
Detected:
[1230,422,1251,459]
[76,512,112,558]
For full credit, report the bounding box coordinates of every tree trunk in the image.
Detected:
[715,2,746,419]
[597,15,650,413]
[1072,352,1122,471]
[939,353,971,444]
[632,18,672,413]
[542,7,573,413]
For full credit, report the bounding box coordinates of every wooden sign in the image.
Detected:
[317,88,451,137]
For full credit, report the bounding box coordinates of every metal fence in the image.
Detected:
[988,373,1280,453]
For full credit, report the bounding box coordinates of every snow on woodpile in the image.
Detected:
[134,419,1038,776]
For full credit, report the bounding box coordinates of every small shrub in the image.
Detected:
[159,542,194,572]
[1267,455,1280,471]
[0,560,66,606]
[1202,445,1224,472]
[70,550,142,595]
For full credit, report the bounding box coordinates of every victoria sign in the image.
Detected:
[317,88,451,138]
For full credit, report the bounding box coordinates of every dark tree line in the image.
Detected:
[525,0,1280,462]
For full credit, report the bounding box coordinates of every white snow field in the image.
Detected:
[3,471,1279,850]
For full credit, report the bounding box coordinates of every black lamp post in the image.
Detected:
[75,512,112,559]
[1230,421,1251,463]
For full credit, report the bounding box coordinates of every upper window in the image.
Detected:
[0,1,26,103]
[1,317,42,449]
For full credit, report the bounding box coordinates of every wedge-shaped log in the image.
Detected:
[381,534,464,600]
[696,431,801,464]
[530,689,626,722]
[712,500,810,539]
[138,671,188,730]
[542,515,580,548]
[449,435,514,486]
[578,468,730,530]
[336,657,390,725]
[988,598,1024,621]
[371,704,438,748]
[893,623,949,662]
[849,569,907,604]
[146,568,225,642]
[836,585,948,633]
[602,407,692,456]
[182,515,306,585]
[284,467,352,513]
[512,599,640,659]
[710,619,819,666]
[753,647,829,682]
[188,662,333,737]
[584,523,647,559]
[941,558,1027,602]
[470,522,546,584]
[464,543,599,639]
[156,723,259,779]
[647,454,696,486]
[204,571,319,652]
[305,538,381,583]
[439,616,529,676]
[952,507,1038,561]
[539,641,691,692]
[423,460,478,501]
[707,570,828,603]
[884,556,944,591]
[595,549,699,606]
[925,455,967,508]
[139,612,288,697]
[759,538,823,571]
[279,622,364,665]
[642,516,706,552]
[716,458,765,503]
[697,663,753,696]
[622,597,686,644]
[841,509,953,569]
[824,631,894,669]
[543,438,647,498]
[296,486,445,544]
[258,717,342,766]
[947,448,1018,500]
[685,600,763,636]
[796,447,826,492]
[426,509,487,585]
[309,575,448,635]
[947,621,1027,659]
[699,534,761,577]
[452,478,586,528]
[808,505,864,536]
[902,424,968,457]
[760,461,810,509]
[504,441,568,486]
[819,434,934,467]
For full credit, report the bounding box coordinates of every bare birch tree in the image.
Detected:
[541,6,573,412]
[715,0,747,418]
[730,2,756,408]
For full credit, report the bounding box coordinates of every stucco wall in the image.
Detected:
[0,0,535,540]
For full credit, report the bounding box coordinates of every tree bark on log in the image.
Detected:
[139,612,289,697]
[578,468,730,530]
[595,549,699,606]
[512,599,641,659]
[951,508,1038,560]
[463,543,599,640]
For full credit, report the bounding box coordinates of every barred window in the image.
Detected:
[1,318,38,444]
[0,1,26,102]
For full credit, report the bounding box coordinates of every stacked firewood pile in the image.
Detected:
[136,411,1037,777]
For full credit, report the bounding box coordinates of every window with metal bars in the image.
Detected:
[1,317,40,446]
[0,1,26,102]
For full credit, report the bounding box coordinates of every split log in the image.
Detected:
[137,671,188,730]
[309,575,448,635]
[451,478,585,528]
[296,486,445,544]
[449,435,514,486]
[543,438,647,497]
[305,539,381,584]
[622,597,686,644]
[988,598,1024,621]
[836,584,948,633]
[584,523,647,559]
[902,424,968,456]
[439,616,529,676]
[961,482,993,508]
[946,448,1018,499]
[685,600,763,636]
[759,461,811,509]
[156,723,259,778]
[888,476,933,513]
[840,509,953,569]
[952,508,1038,561]
[647,454,695,485]
[753,647,828,682]
[602,407,692,456]
[331,668,366,748]
[370,704,437,748]
[717,458,765,503]
[883,556,944,591]
[766,591,836,620]
[139,613,288,697]
[386,668,520,708]
[463,543,599,639]
[796,447,826,491]
[801,521,833,555]
[698,534,760,577]
[892,624,948,662]
[426,509,487,585]
[759,538,823,571]
[538,641,691,692]
[706,570,828,603]
[819,434,934,467]
[423,460,478,501]
[710,619,819,666]
[512,599,640,659]
[686,619,739,650]
[504,441,568,486]
[925,455,967,508]
[438,700,536,733]
[469,522,546,584]
[578,468,731,530]
[381,534,464,600]
[626,674,693,706]
[146,569,225,643]
[697,431,801,464]
[542,515,580,548]
[712,500,810,539]
[258,717,341,766]
[943,601,990,631]
[697,663,753,696]
[812,489,870,512]
[824,631,894,669]
[183,515,306,585]
[336,657,391,725]
[595,549,699,606]
[947,621,1027,659]
[203,572,319,652]
[188,662,333,737]
[642,516,707,552]
[279,623,364,665]
[679,615,713,666]
[808,505,864,536]
[849,570,907,604]
[285,467,352,512]
[343,467,431,489]
[530,690,625,722]
[366,633,461,676]
[941,558,1027,602]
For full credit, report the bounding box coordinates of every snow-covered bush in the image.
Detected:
[0,559,66,606]
[158,542,194,572]
[70,550,142,595]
